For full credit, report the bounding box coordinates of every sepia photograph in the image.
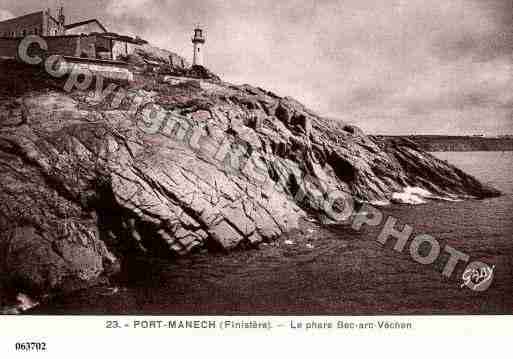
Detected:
[0,0,511,345]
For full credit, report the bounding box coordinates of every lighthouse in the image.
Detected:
[192,26,205,67]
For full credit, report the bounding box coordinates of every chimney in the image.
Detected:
[58,6,65,33]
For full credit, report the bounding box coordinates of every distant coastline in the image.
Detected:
[378,135,513,152]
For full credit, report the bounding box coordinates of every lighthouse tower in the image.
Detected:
[192,26,205,67]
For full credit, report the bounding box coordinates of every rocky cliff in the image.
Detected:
[0,58,500,307]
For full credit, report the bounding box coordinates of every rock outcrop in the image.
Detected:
[0,59,500,303]
[125,44,190,70]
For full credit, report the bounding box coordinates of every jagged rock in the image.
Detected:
[0,60,501,300]
[130,44,190,70]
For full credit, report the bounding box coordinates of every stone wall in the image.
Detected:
[0,35,115,60]
[75,35,111,58]
[0,10,62,37]
[46,36,80,57]
[0,12,43,38]
[65,21,105,36]
[61,57,134,82]
[0,36,134,82]
[0,36,78,59]
[0,38,19,58]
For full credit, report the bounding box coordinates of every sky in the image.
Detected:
[1,0,511,135]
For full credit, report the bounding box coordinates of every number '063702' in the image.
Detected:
[15,342,47,351]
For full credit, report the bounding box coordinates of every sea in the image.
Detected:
[34,152,513,315]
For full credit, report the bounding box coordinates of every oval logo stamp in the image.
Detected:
[461,261,495,292]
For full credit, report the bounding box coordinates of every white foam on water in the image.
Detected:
[1,293,40,314]
[364,187,465,207]
[391,186,468,204]
[16,293,39,311]
[429,195,465,202]
[392,186,431,204]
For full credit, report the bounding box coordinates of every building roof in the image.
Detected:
[64,19,107,32]
[96,32,148,44]
[0,11,43,25]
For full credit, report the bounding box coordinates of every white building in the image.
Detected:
[192,26,205,66]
